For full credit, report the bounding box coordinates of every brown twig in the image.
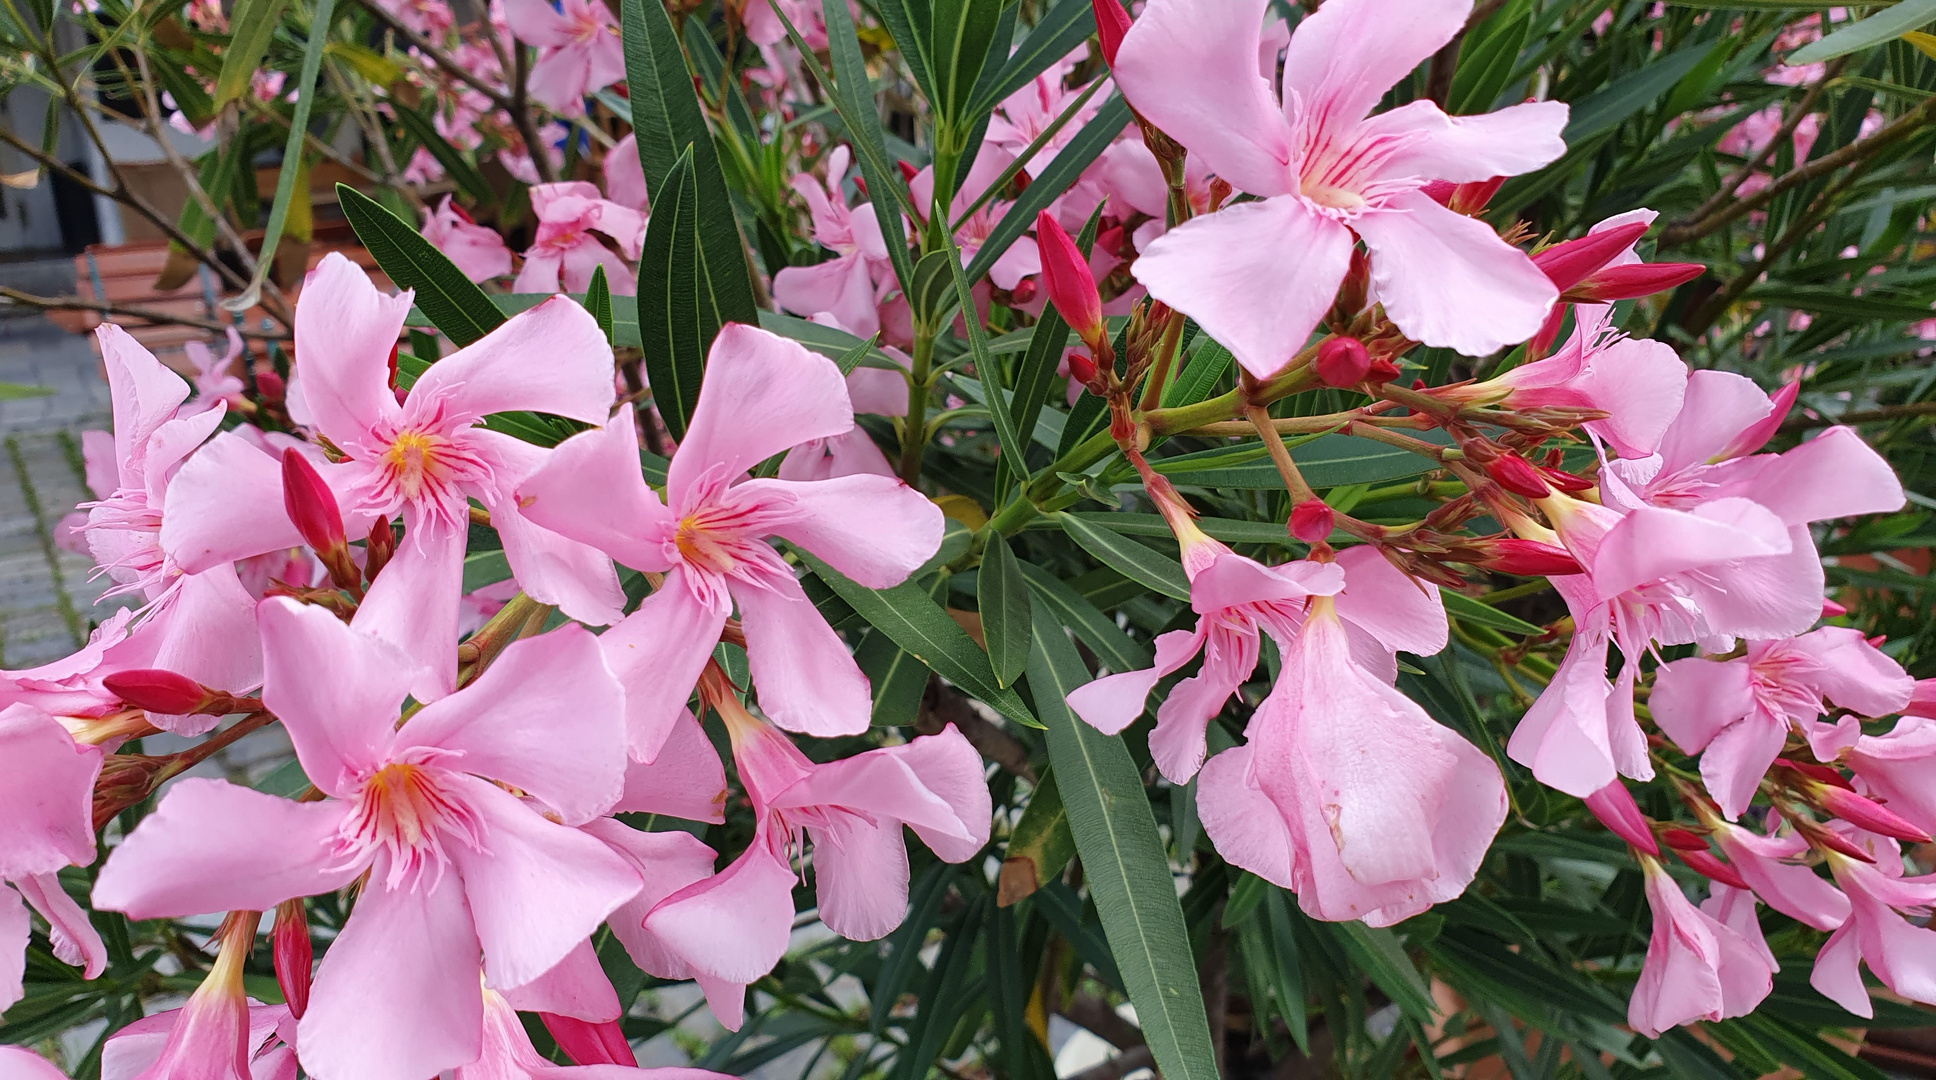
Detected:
[0,287,289,339]
[1782,400,1936,431]
[1677,60,1845,230]
[1059,993,1146,1050]
[1682,166,1866,335]
[509,42,557,184]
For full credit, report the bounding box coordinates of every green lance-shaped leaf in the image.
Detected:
[1788,0,1936,64]
[338,184,506,347]
[998,766,1075,905]
[970,0,1098,115]
[635,148,716,442]
[794,550,1040,728]
[229,0,335,311]
[215,0,291,106]
[995,205,1102,502]
[1058,513,1191,601]
[584,265,614,345]
[618,0,759,328]
[1028,606,1220,1080]
[964,95,1132,286]
[978,532,1031,687]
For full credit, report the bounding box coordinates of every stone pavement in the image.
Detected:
[0,256,125,669]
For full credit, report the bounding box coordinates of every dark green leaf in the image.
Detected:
[971,0,1097,113]
[338,184,506,346]
[1000,767,1075,905]
[635,148,715,442]
[979,534,1031,686]
[1016,561,1150,672]
[1443,591,1543,635]
[215,0,290,105]
[964,95,1133,285]
[1564,40,1721,141]
[1789,0,1936,63]
[584,265,614,345]
[1058,513,1191,601]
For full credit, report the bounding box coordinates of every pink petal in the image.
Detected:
[1280,0,1468,136]
[1574,337,1688,460]
[1114,0,1295,197]
[512,251,565,295]
[527,43,594,115]
[778,430,898,482]
[1067,627,1204,736]
[667,324,855,506]
[1354,99,1570,184]
[0,705,101,878]
[1845,865,1936,1006]
[1628,872,1726,1037]
[0,1047,64,1080]
[735,572,872,738]
[1591,498,1790,602]
[1699,713,1789,820]
[1655,371,1775,477]
[643,841,797,987]
[1801,627,1914,720]
[500,940,621,1023]
[1197,745,1296,888]
[97,325,191,474]
[397,625,627,825]
[445,776,641,989]
[1189,551,1341,613]
[0,888,24,1015]
[582,819,717,979]
[774,254,881,341]
[1681,527,1823,642]
[604,134,648,211]
[735,474,942,588]
[1332,544,1447,656]
[1650,657,1754,756]
[298,874,483,1080]
[614,709,727,822]
[808,814,911,941]
[598,574,728,762]
[150,564,263,699]
[92,779,357,918]
[1848,718,1936,837]
[1736,426,1905,526]
[782,739,987,861]
[1149,625,1256,783]
[1809,924,1871,1018]
[160,432,301,573]
[1717,826,1849,932]
[486,489,627,627]
[516,403,676,574]
[291,252,411,442]
[259,597,415,796]
[1352,189,1557,358]
[413,296,616,425]
[883,726,995,862]
[349,517,468,702]
[501,0,572,46]
[14,872,105,978]
[1133,196,1353,378]
[1509,633,1617,797]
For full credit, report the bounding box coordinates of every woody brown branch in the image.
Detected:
[0,287,289,339]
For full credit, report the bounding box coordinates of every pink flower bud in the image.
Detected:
[254,370,286,402]
[1584,780,1659,855]
[1660,828,1710,852]
[1450,177,1505,215]
[897,160,919,186]
[273,900,312,1020]
[1485,453,1551,499]
[1675,846,1751,891]
[1091,0,1132,67]
[281,448,346,554]
[1821,597,1849,618]
[1532,222,1650,292]
[1364,356,1400,384]
[1537,465,1594,493]
[1313,337,1372,388]
[103,669,214,715]
[1562,261,1705,303]
[1065,348,1097,388]
[1289,500,1334,544]
[1815,785,1933,845]
[1036,211,1103,345]
[541,1015,637,1066]
[1473,538,1583,577]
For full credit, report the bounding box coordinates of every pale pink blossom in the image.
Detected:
[1196,578,1506,926]
[774,147,893,338]
[501,0,624,115]
[515,181,647,295]
[776,314,906,482]
[0,703,108,1014]
[0,608,149,722]
[1113,0,1567,375]
[1810,850,1936,1017]
[604,133,649,211]
[911,150,1042,292]
[500,122,569,186]
[402,146,446,185]
[377,0,452,37]
[78,326,261,697]
[518,323,944,757]
[1653,627,1913,817]
[643,687,989,1028]
[183,328,248,416]
[986,51,1108,178]
[1478,304,1687,459]
[423,196,513,283]
[1843,716,1936,838]
[94,601,640,1080]
[466,981,730,1080]
[1709,818,1850,932]
[103,1002,297,1080]
[1628,856,1774,1037]
[741,0,826,49]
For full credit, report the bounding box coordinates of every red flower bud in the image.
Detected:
[1450,176,1505,215]
[1485,452,1551,499]
[1563,261,1705,303]
[541,1015,638,1067]
[1675,847,1751,891]
[1720,378,1798,461]
[1313,337,1372,388]
[851,175,868,199]
[1091,0,1133,67]
[1036,211,1103,345]
[897,160,919,186]
[1584,780,1658,855]
[1473,538,1583,577]
[1065,348,1098,388]
[273,900,313,1020]
[1537,465,1594,493]
[1333,248,1370,317]
[103,669,215,715]
[1009,278,1037,304]
[1532,222,1650,292]
[1364,357,1400,384]
[1777,757,1853,791]
[1289,500,1334,544]
[1525,304,1566,363]
[281,448,346,554]
[1815,785,1933,845]
[1660,828,1710,852]
[254,370,286,402]
[1821,597,1849,618]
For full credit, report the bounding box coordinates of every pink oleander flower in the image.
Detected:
[777,314,906,482]
[1067,519,1350,782]
[1843,716,1936,838]
[466,981,731,1080]
[500,122,569,186]
[986,50,1107,178]
[1195,575,1507,927]
[501,0,623,115]
[514,181,648,295]
[741,0,825,49]
[1653,627,1913,818]
[643,681,989,1028]
[1113,0,1567,376]
[1472,303,1688,460]
[105,913,266,1080]
[1602,370,1904,638]
[403,146,446,185]
[183,327,248,416]
[911,150,1043,293]
[103,1001,297,1080]
[434,88,495,153]
[377,0,452,37]
[1810,850,1936,1018]
[605,133,649,211]
[198,253,623,696]
[93,600,641,1080]
[423,196,513,283]
[78,326,261,697]
[0,607,146,721]
[1708,817,1850,932]
[0,1048,67,1080]
[774,147,893,339]
[518,323,944,757]
[0,704,108,1014]
[1628,855,1775,1038]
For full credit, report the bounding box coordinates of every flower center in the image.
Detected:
[382,430,446,499]
[338,761,483,890]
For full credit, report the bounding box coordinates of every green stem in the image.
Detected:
[899,329,937,484]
